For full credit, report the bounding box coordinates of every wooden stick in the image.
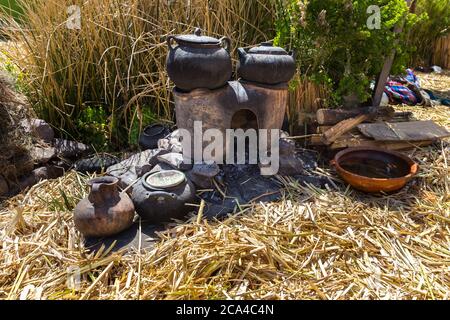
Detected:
[322,114,371,145]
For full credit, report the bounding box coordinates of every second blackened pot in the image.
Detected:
[131,170,196,224]
[139,124,171,150]
[166,28,232,91]
[237,42,296,85]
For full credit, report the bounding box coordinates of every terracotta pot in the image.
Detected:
[331,147,419,193]
[237,42,296,85]
[74,177,135,237]
[166,28,232,91]
[131,170,196,224]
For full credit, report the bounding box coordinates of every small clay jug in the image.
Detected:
[74,176,135,237]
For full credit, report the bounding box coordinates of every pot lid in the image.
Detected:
[174,28,221,45]
[145,170,186,189]
[248,42,289,55]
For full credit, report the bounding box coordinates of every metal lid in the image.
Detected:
[248,42,289,55]
[174,28,221,45]
[145,170,186,189]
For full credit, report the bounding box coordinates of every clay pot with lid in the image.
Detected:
[131,170,196,224]
[237,42,296,85]
[166,28,232,91]
[74,177,135,237]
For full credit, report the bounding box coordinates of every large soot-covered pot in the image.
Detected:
[74,177,135,237]
[237,42,296,85]
[132,170,196,224]
[166,28,232,91]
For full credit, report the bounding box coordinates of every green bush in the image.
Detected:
[275,0,418,106]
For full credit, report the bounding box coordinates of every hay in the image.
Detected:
[0,75,449,300]
[1,145,448,299]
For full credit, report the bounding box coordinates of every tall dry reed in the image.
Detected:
[2,0,276,149]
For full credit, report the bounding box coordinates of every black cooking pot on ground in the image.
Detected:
[166,28,232,91]
[131,170,197,224]
[139,124,171,150]
[237,42,296,85]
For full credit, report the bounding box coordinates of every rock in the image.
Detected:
[18,174,37,190]
[30,145,56,164]
[149,163,173,174]
[33,165,65,180]
[279,137,296,156]
[106,149,168,191]
[187,163,220,189]
[54,139,91,159]
[276,148,318,176]
[187,171,214,189]
[157,152,193,171]
[0,175,9,196]
[277,154,305,176]
[191,163,220,178]
[158,138,170,151]
[21,118,55,143]
[18,165,66,191]
[74,154,119,174]
[158,129,183,153]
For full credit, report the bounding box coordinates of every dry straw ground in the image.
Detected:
[0,73,449,300]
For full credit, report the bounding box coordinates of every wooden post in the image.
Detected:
[372,0,415,107]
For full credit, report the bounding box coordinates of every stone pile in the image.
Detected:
[106,129,329,219]
[0,118,92,198]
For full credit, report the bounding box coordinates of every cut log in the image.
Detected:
[322,114,372,145]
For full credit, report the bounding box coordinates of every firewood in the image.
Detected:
[321,114,372,145]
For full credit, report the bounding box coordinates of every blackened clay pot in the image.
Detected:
[139,124,171,150]
[166,28,232,91]
[237,42,296,85]
[131,170,196,224]
[74,177,135,237]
